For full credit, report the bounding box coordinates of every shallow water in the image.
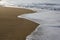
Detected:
[21,10,60,40]
[17,8,60,40]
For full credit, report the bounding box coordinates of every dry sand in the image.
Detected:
[0,7,39,40]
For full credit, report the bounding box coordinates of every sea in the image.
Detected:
[0,0,60,40]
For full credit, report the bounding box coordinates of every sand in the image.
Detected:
[0,7,39,40]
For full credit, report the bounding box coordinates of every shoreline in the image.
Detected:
[0,5,38,12]
[0,6,39,40]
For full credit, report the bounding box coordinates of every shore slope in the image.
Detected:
[0,7,39,40]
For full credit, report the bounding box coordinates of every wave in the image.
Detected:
[0,0,60,11]
[17,3,60,11]
[0,1,60,11]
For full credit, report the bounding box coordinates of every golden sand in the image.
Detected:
[0,7,39,40]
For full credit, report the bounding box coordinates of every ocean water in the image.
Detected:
[0,0,60,11]
[0,0,60,40]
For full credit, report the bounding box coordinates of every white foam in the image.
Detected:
[18,8,60,40]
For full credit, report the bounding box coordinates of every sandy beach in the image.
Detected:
[0,7,39,40]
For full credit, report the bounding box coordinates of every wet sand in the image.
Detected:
[0,7,39,40]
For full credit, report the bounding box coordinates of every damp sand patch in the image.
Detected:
[0,7,39,40]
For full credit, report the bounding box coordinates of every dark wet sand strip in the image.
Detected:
[0,7,39,40]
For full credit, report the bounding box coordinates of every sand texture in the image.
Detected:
[0,7,39,40]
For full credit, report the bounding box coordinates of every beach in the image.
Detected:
[0,7,39,40]
[0,0,60,40]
